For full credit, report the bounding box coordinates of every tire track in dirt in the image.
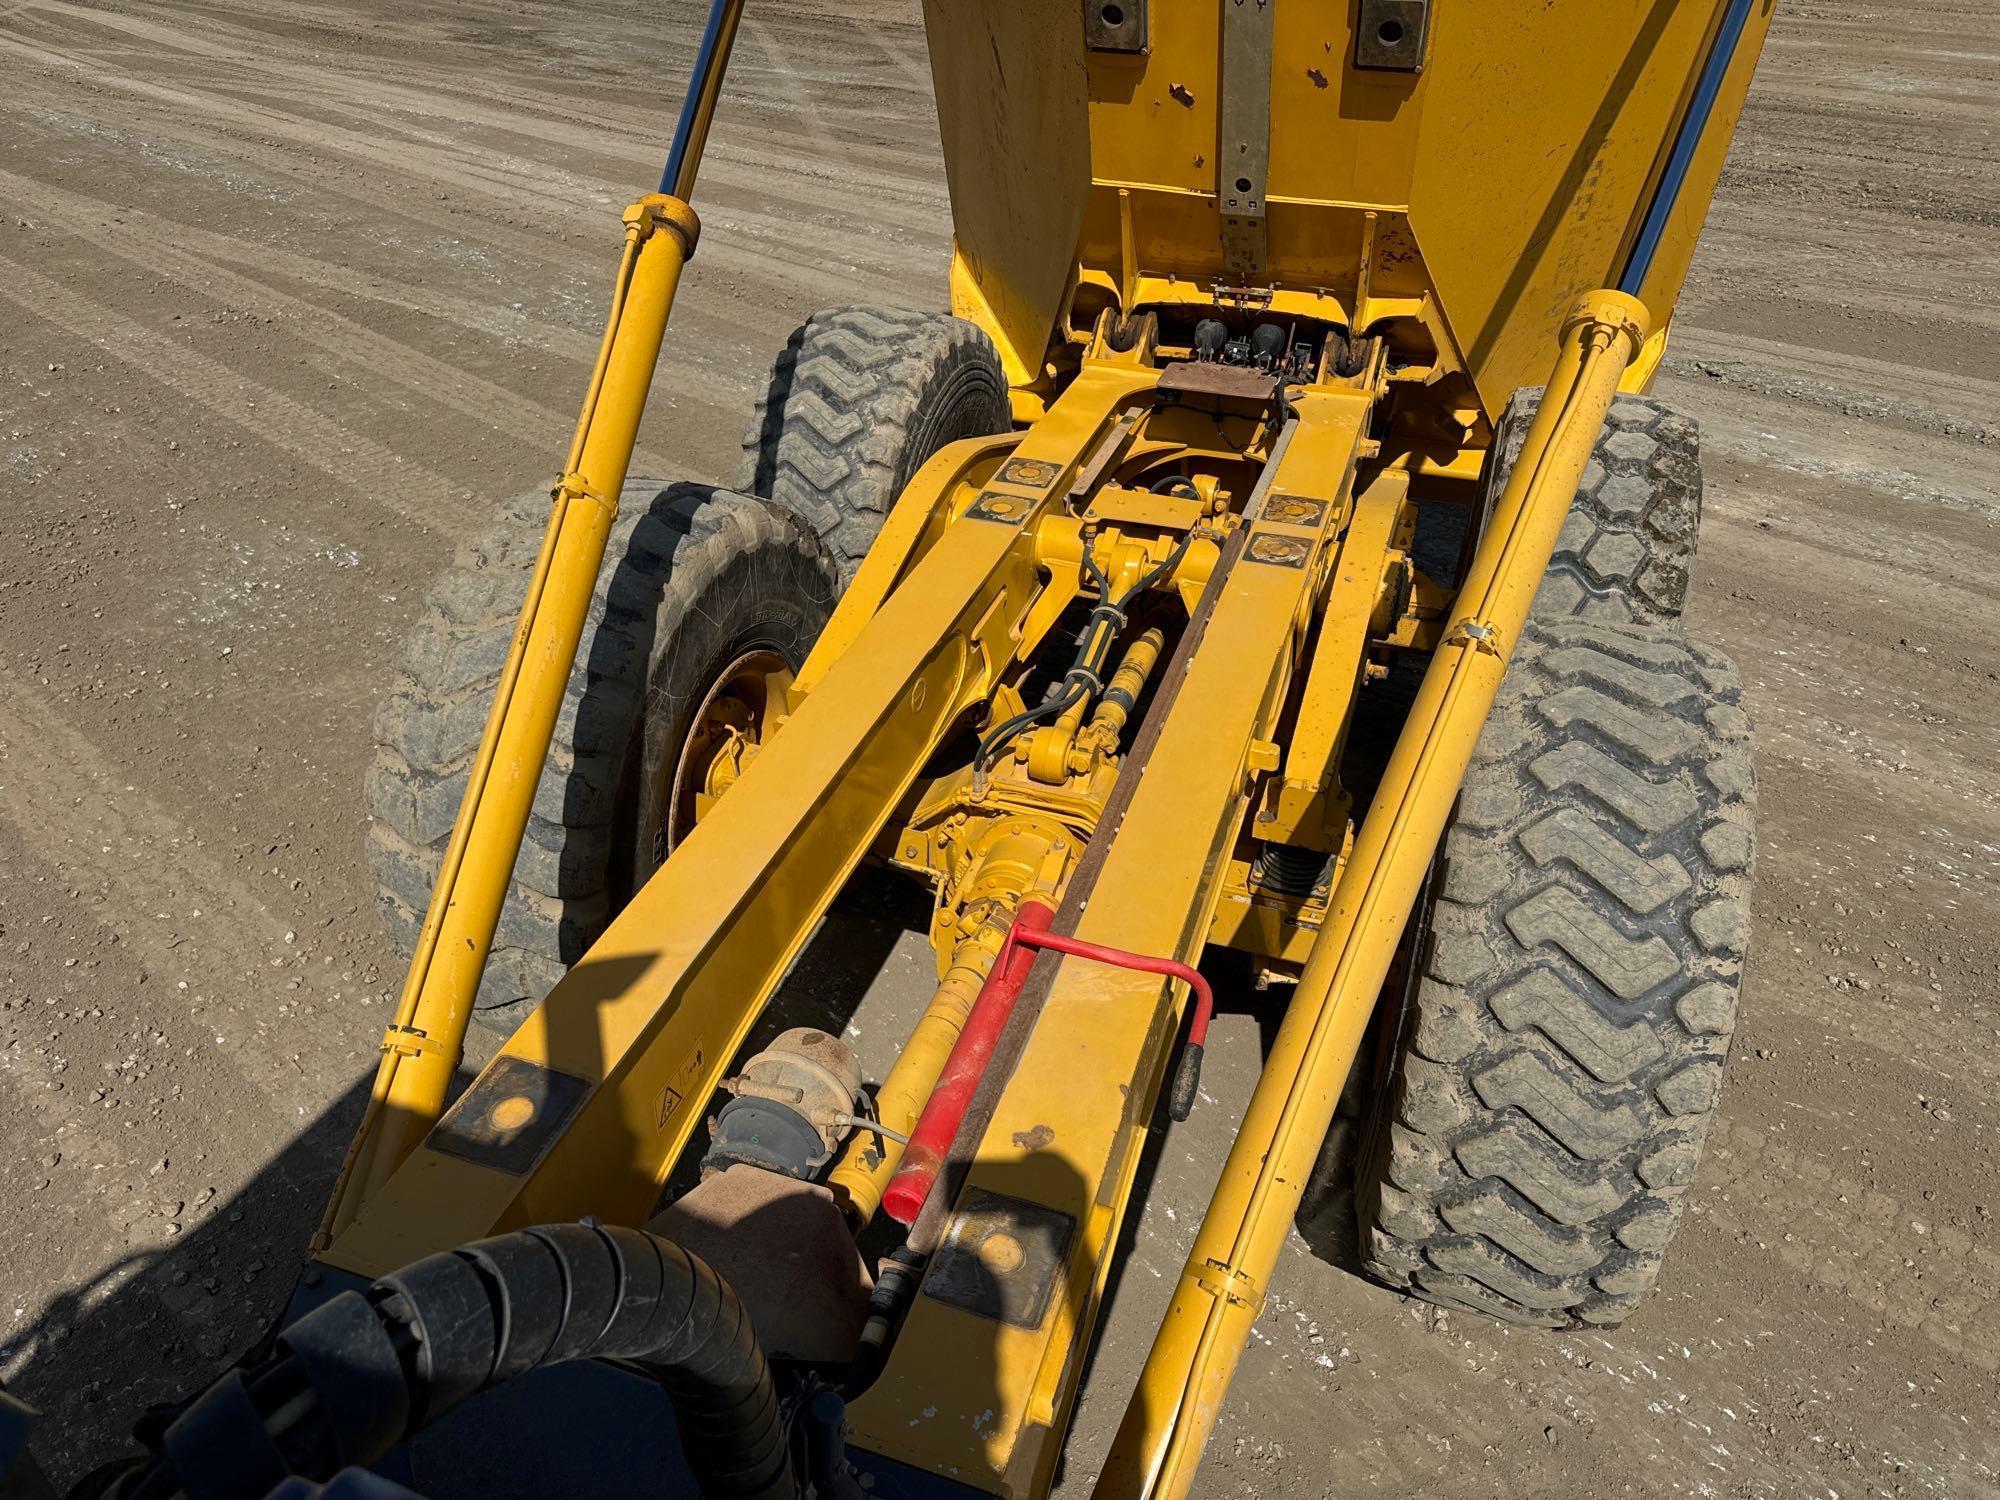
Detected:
[1671,327,2000,460]
[1696,1113,2000,1377]
[0,251,475,529]
[0,169,682,481]
[2,1,957,432]
[0,667,370,1110]
[0,67,915,421]
[0,159,606,365]
[0,133,609,367]
[0,672,364,1385]
[48,0,951,197]
[0,23,934,311]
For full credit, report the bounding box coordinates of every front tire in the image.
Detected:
[1485,390,1704,625]
[738,306,1009,583]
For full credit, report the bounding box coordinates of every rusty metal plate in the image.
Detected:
[1065,411,1140,505]
[996,456,1061,490]
[1355,0,1429,72]
[428,1054,591,1176]
[1244,532,1314,569]
[1260,496,1327,528]
[967,489,1035,524]
[1155,361,1277,402]
[924,1189,1076,1329]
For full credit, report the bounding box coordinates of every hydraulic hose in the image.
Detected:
[974,526,1197,782]
[111,1225,792,1500]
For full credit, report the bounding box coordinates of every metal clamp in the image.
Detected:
[379,1024,447,1061]
[551,469,617,515]
[621,192,703,259]
[1194,1256,1260,1308]
[1448,617,1503,655]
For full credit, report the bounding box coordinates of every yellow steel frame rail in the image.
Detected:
[320,366,1159,1274]
[848,382,1385,1491]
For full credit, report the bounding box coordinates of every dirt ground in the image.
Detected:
[1,0,1996,1494]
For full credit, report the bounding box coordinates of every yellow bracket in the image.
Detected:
[1257,469,1411,852]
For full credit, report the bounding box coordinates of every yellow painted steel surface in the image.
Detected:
[322,365,1158,1274]
[931,0,1773,427]
[1258,469,1410,851]
[921,0,1091,388]
[1095,293,1652,1500]
[849,384,1378,1492]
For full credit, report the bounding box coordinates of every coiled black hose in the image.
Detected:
[109,1224,791,1500]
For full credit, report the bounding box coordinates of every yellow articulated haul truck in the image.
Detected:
[49,1,1771,1495]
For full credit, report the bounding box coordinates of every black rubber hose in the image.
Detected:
[113,1224,792,1500]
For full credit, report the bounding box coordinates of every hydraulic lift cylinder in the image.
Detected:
[322,0,747,1243]
[1097,290,1652,1499]
[324,200,699,1240]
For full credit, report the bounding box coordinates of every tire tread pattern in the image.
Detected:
[1359,616,1755,1327]
[366,482,827,1014]
[1493,390,1703,624]
[737,305,1008,582]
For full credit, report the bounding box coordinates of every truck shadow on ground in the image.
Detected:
[12,861,1360,1496]
[6,871,920,1493]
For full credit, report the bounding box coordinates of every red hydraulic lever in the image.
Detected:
[881,907,1212,1226]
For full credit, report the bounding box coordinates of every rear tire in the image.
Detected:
[738,306,1009,584]
[1355,617,1754,1326]
[1486,390,1703,625]
[367,483,837,1026]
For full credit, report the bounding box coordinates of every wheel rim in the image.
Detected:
[664,648,793,852]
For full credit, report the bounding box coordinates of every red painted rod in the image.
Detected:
[880,907,1212,1227]
[1010,929,1213,1048]
[881,900,1056,1225]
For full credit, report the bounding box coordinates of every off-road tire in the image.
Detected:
[738,306,1009,583]
[367,482,837,1023]
[1356,617,1755,1327]
[1485,391,1703,625]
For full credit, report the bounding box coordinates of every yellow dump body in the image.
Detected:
[929,0,1771,435]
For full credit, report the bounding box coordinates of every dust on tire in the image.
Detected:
[738,305,1008,583]
[1357,618,1755,1327]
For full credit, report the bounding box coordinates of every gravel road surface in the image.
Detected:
[1,1,1996,1494]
